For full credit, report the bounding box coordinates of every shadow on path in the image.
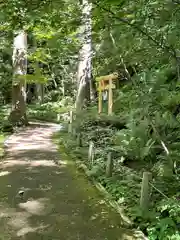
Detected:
[0,122,145,240]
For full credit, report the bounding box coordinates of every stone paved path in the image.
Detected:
[0,122,145,240]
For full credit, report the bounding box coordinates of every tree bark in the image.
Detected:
[9,30,28,125]
[75,0,92,111]
[36,83,44,104]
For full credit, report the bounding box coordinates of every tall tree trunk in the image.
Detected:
[9,30,28,125]
[75,0,92,111]
[36,83,44,104]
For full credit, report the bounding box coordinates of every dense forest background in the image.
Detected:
[0,0,180,239]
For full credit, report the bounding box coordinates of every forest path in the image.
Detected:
[0,122,144,240]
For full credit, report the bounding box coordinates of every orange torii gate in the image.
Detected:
[96,72,118,115]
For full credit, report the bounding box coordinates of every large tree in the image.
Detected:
[75,0,92,111]
[9,30,28,125]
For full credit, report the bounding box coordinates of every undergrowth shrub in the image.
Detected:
[58,67,180,239]
[27,98,72,122]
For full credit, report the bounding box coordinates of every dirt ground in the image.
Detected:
[0,122,146,240]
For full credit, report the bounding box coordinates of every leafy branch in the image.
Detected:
[93,1,179,63]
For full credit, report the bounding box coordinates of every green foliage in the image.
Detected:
[58,115,180,239]
[114,121,154,162]
[0,134,5,158]
[0,105,13,157]
[1,0,180,238]
[147,198,180,240]
[27,99,72,123]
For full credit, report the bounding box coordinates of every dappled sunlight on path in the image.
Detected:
[0,122,145,239]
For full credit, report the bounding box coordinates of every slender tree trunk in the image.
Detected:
[36,83,44,104]
[75,0,92,111]
[9,30,28,125]
[90,73,98,101]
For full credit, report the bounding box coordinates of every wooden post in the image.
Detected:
[57,113,60,121]
[77,132,82,147]
[88,141,95,165]
[98,81,102,114]
[68,110,73,133]
[72,128,76,137]
[106,152,113,177]
[140,172,152,213]
[108,78,113,115]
